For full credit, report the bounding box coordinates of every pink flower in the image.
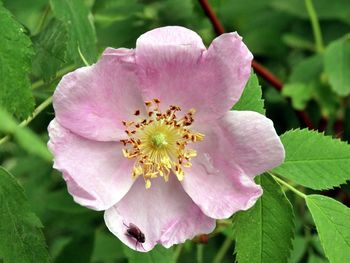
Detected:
[48,26,284,252]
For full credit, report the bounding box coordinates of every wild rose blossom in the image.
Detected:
[48,26,285,252]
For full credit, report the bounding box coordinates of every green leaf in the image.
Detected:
[313,84,339,117]
[209,0,290,57]
[233,72,265,115]
[306,195,350,263]
[50,0,97,64]
[289,54,323,83]
[8,156,53,217]
[311,235,326,256]
[271,0,350,22]
[32,19,68,82]
[50,237,72,261]
[0,167,51,263]
[282,83,314,110]
[123,245,175,263]
[287,54,339,116]
[233,174,294,263]
[324,35,350,96]
[308,254,328,263]
[0,107,52,162]
[54,233,94,263]
[0,2,34,119]
[92,231,125,262]
[93,0,146,48]
[2,0,48,33]
[273,129,350,190]
[47,189,89,214]
[288,236,307,263]
[282,34,314,51]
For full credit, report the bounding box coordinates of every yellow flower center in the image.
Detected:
[151,132,167,148]
[121,99,204,189]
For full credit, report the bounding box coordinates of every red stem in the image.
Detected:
[251,60,283,91]
[198,0,226,35]
[318,117,328,132]
[198,0,315,130]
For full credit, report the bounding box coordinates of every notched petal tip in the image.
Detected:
[208,32,253,61]
[101,47,136,64]
[136,26,206,49]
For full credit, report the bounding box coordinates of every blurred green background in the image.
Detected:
[1,0,350,262]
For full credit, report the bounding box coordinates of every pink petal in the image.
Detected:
[136,26,252,121]
[48,119,134,210]
[182,111,285,219]
[104,176,215,252]
[183,163,262,219]
[216,111,285,177]
[53,48,144,141]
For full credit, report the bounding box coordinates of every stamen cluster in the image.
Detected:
[121,99,204,188]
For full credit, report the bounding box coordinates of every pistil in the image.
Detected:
[151,132,167,148]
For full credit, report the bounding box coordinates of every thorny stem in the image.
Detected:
[198,0,315,130]
[0,96,53,146]
[268,172,307,199]
[198,0,225,35]
[305,0,324,53]
[251,60,283,91]
[212,236,233,263]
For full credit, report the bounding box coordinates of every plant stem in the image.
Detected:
[173,244,183,263]
[0,64,76,146]
[196,244,204,263]
[0,96,52,146]
[305,0,324,53]
[32,64,76,90]
[0,62,75,147]
[212,237,233,263]
[217,219,232,227]
[268,172,307,199]
[33,5,51,35]
[0,135,9,146]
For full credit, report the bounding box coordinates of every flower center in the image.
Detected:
[151,132,167,148]
[121,99,204,189]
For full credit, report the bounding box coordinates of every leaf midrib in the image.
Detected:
[283,157,350,163]
[309,198,350,249]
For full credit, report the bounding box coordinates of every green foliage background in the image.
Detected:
[1,0,350,262]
